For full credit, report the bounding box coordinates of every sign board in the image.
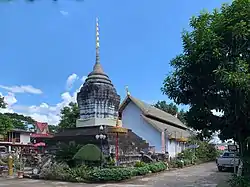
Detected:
[228,145,237,152]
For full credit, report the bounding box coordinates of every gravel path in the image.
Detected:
[0,162,231,187]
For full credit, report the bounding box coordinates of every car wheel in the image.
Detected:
[218,166,223,172]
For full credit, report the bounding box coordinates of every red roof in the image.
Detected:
[35,122,48,132]
[31,133,53,138]
[34,142,46,147]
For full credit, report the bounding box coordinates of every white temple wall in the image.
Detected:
[121,101,162,153]
[122,101,185,156]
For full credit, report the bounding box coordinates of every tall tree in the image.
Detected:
[162,0,249,174]
[154,101,178,115]
[3,113,35,130]
[0,96,6,108]
[48,125,59,133]
[154,101,187,124]
[58,102,80,129]
[3,113,35,125]
[177,109,187,124]
[0,114,13,136]
[0,98,13,136]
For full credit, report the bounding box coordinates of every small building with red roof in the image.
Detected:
[30,122,53,146]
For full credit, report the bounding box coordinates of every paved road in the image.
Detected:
[0,162,230,187]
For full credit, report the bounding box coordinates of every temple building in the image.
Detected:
[52,18,190,158]
[76,18,120,128]
[53,18,149,155]
[119,90,191,158]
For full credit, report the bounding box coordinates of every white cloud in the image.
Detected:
[81,76,87,82]
[11,90,77,125]
[0,74,85,125]
[66,73,79,90]
[0,92,15,113]
[0,85,42,94]
[60,10,69,16]
[4,92,17,106]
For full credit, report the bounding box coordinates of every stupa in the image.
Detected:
[76,18,120,127]
[52,18,149,158]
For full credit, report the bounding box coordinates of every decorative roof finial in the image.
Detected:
[125,85,130,96]
[91,17,104,74]
[96,17,100,64]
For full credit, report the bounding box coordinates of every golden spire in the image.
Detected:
[125,85,130,96]
[95,17,100,64]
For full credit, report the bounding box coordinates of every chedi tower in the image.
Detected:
[76,18,120,127]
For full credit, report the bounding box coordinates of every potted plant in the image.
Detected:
[17,153,24,179]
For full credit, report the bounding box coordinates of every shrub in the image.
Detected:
[106,158,116,167]
[73,144,104,167]
[174,159,184,168]
[55,143,81,167]
[86,167,133,182]
[178,138,220,166]
[183,159,191,166]
[229,174,250,187]
[73,144,103,162]
[146,162,167,173]
[39,162,86,182]
[134,161,146,167]
[40,162,71,181]
[132,166,150,176]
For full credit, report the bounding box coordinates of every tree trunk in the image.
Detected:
[240,138,250,177]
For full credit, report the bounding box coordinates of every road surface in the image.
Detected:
[0,162,230,187]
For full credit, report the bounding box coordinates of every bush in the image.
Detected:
[229,174,250,187]
[39,161,168,182]
[40,162,87,182]
[176,160,184,168]
[183,159,191,166]
[86,167,133,182]
[86,162,168,182]
[55,143,81,167]
[132,166,150,176]
[73,144,103,162]
[177,138,220,166]
[134,161,146,167]
[146,162,167,173]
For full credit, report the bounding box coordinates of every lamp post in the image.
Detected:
[95,125,106,168]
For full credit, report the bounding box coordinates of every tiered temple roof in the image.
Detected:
[119,95,191,139]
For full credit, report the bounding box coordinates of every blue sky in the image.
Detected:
[0,0,231,125]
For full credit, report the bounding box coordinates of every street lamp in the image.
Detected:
[95,125,106,167]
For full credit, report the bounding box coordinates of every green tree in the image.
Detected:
[58,102,80,129]
[0,97,13,135]
[154,101,178,115]
[154,101,187,124]
[0,96,6,108]
[177,109,187,124]
[0,114,13,136]
[4,113,35,125]
[3,113,35,130]
[162,0,250,174]
[48,125,59,133]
